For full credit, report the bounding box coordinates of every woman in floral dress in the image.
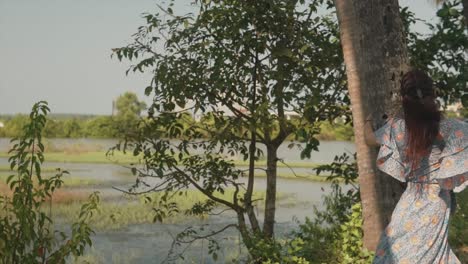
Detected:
[364,69,467,264]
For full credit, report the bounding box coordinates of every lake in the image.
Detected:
[0,138,356,263]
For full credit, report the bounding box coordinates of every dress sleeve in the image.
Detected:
[435,119,468,193]
[374,118,392,145]
[374,118,406,182]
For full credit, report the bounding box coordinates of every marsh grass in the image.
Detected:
[51,188,294,231]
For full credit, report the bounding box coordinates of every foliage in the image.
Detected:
[449,190,468,263]
[0,92,146,139]
[259,238,311,264]
[286,152,361,263]
[112,0,348,261]
[461,107,468,118]
[114,92,147,136]
[0,113,355,141]
[337,203,374,264]
[316,119,354,141]
[401,0,467,106]
[0,115,30,138]
[110,0,467,260]
[0,102,99,264]
[115,92,146,119]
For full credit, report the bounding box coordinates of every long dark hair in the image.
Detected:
[400,69,441,163]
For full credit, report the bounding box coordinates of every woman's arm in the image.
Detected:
[364,115,380,147]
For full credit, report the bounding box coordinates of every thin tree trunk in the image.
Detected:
[334,0,407,250]
[236,210,257,260]
[263,145,278,238]
[245,45,261,234]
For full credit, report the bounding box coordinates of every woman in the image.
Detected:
[364,69,467,264]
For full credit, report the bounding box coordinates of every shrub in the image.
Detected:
[0,102,99,264]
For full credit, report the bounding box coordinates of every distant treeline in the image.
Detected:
[0,114,355,141]
[0,115,121,138]
[1,110,465,140]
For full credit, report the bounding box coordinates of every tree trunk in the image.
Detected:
[245,38,261,235]
[334,0,407,250]
[236,210,259,261]
[263,145,278,238]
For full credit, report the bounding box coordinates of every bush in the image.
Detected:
[337,203,374,264]
[0,102,99,264]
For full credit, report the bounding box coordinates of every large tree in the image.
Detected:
[115,92,147,119]
[334,0,407,249]
[114,91,147,137]
[113,0,348,261]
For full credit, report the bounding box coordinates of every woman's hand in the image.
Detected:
[364,114,379,147]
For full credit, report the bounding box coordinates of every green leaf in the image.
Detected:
[448,8,458,16]
[144,86,153,96]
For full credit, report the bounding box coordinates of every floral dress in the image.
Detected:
[372,118,467,264]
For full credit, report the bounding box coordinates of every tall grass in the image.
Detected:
[51,188,293,231]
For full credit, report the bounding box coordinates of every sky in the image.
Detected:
[0,0,439,115]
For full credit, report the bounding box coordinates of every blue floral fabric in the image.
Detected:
[372,118,467,264]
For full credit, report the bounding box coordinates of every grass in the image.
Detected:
[253,170,333,182]
[0,151,141,164]
[51,188,294,231]
[0,165,58,173]
[0,151,321,168]
[0,173,104,187]
[233,159,320,168]
[0,182,92,204]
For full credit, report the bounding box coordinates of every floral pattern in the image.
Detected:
[372,118,467,264]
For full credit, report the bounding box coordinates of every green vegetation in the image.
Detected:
[0,165,58,173]
[0,151,322,168]
[0,1,465,263]
[51,189,292,231]
[0,102,99,264]
[0,151,139,164]
[316,119,354,141]
[450,190,468,262]
[253,171,333,182]
[0,91,147,139]
[0,112,356,142]
[0,174,102,187]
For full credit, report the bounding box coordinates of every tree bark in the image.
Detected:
[263,145,278,238]
[334,0,407,250]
